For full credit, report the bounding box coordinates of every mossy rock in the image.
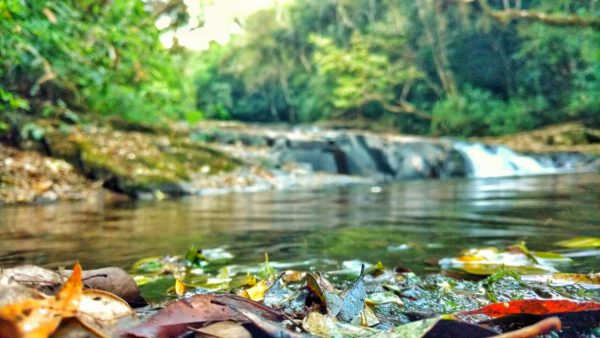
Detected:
[45,125,239,198]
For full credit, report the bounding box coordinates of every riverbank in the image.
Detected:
[0,120,598,205]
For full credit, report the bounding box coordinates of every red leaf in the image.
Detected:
[457,299,600,318]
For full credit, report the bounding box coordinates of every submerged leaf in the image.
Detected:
[521,273,600,289]
[439,244,563,276]
[366,292,404,307]
[556,237,600,248]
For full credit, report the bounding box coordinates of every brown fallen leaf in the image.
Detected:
[1,265,145,308]
[191,321,252,338]
[77,289,137,336]
[236,308,310,338]
[0,263,136,338]
[121,295,246,338]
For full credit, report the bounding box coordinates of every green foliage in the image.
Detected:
[432,86,538,136]
[0,0,194,126]
[193,0,600,136]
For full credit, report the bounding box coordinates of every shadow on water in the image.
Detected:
[0,173,598,273]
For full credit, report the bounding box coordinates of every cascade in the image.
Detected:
[453,142,555,178]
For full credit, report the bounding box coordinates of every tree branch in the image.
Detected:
[477,0,600,30]
[360,94,432,120]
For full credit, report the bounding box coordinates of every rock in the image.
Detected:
[69,267,147,308]
[43,125,239,199]
[271,131,472,180]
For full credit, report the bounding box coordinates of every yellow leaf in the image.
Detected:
[175,279,185,296]
[244,280,270,301]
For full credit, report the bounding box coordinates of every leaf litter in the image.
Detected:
[0,240,599,337]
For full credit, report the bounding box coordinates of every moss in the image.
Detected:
[43,123,239,197]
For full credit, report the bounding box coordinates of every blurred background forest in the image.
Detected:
[1,0,599,138]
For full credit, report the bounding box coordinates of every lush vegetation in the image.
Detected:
[0,0,196,132]
[1,0,599,138]
[195,0,600,136]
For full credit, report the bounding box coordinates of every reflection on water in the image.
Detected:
[1,173,598,273]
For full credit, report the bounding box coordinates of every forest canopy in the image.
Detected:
[1,0,599,137]
[195,0,600,136]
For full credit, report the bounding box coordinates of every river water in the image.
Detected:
[1,173,598,274]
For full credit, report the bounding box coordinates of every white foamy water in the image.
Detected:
[453,142,555,178]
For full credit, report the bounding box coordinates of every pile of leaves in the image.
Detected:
[1,239,599,337]
[0,143,103,204]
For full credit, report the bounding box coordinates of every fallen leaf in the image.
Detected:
[263,274,294,308]
[282,270,305,283]
[336,268,366,323]
[556,237,600,248]
[439,245,561,276]
[303,311,380,337]
[76,289,137,336]
[306,272,343,316]
[521,273,600,288]
[236,308,309,338]
[0,263,83,337]
[191,320,251,338]
[0,298,62,338]
[121,295,245,338]
[388,317,497,338]
[365,292,404,307]
[0,265,63,295]
[242,279,270,302]
[211,294,284,322]
[55,263,83,315]
[457,299,600,318]
[174,279,185,296]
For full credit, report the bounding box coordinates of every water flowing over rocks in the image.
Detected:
[196,123,600,181]
[1,121,599,204]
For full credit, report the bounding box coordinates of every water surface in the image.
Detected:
[1,173,598,273]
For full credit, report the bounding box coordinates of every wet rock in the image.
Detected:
[43,125,240,199]
[272,132,470,179]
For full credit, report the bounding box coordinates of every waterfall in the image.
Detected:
[453,142,555,178]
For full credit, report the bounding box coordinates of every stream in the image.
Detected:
[1,172,598,274]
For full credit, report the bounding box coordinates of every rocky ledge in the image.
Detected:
[194,122,600,180]
[1,120,598,205]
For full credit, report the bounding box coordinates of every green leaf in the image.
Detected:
[365,292,404,306]
[556,237,600,248]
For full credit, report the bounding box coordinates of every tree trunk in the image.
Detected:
[416,0,458,96]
